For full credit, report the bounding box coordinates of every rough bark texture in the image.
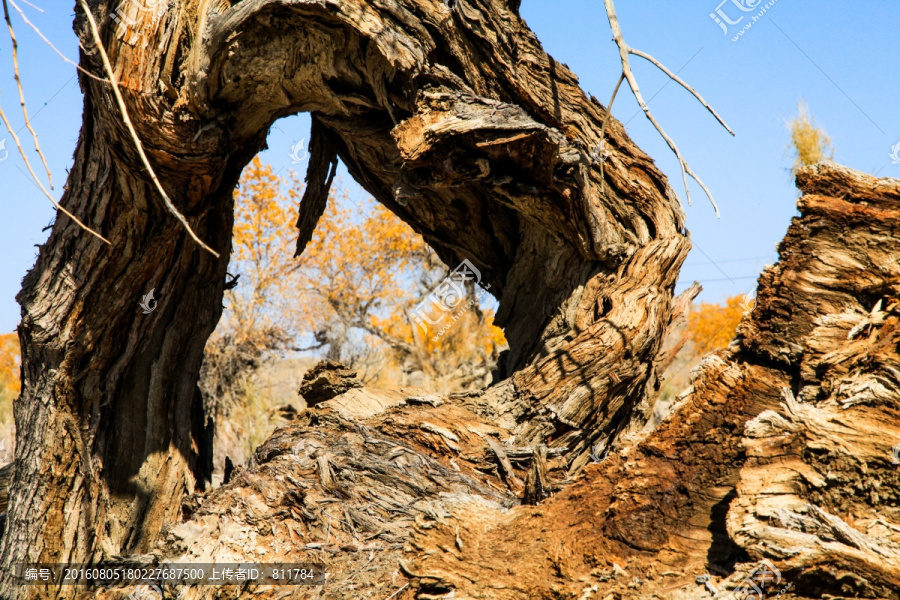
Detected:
[3,2,691,596]
[84,162,900,600]
[298,361,364,406]
[2,0,897,597]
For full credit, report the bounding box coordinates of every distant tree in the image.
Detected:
[203,157,506,407]
[0,332,19,429]
[0,333,19,399]
[687,294,748,355]
[200,158,301,413]
[0,333,19,463]
[301,196,505,389]
[788,100,834,171]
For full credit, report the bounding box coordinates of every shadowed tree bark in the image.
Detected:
[3,0,896,599]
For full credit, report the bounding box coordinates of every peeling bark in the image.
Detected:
[4,3,690,595]
[4,0,897,597]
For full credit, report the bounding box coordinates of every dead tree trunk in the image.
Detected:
[1,1,694,596]
[111,163,900,600]
[2,0,897,598]
[399,162,900,600]
[0,63,257,599]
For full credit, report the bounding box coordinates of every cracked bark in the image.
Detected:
[96,164,900,600]
[4,0,896,598]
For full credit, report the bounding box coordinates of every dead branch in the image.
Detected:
[2,0,53,187]
[603,0,733,216]
[597,72,624,190]
[7,0,108,83]
[294,116,338,257]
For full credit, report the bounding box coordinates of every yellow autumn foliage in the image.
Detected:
[212,156,506,398]
[0,333,19,397]
[687,294,749,355]
[0,333,20,438]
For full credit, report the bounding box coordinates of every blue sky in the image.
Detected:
[0,1,898,332]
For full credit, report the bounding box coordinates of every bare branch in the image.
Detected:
[628,48,734,136]
[77,0,221,258]
[7,0,109,83]
[3,0,53,188]
[0,104,111,243]
[602,0,729,216]
[16,0,41,11]
[596,72,624,192]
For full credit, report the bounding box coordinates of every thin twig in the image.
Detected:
[597,72,624,192]
[3,0,53,188]
[628,48,734,136]
[0,104,111,243]
[77,0,221,258]
[16,0,41,11]
[7,0,109,83]
[603,0,730,216]
[598,73,625,147]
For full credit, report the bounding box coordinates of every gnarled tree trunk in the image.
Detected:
[4,0,896,599]
[113,162,900,600]
[2,2,689,596]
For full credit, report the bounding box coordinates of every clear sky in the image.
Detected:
[0,1,898,332]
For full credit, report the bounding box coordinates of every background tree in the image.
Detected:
[0,333,18,464]
[687,293,749,355]
[200,158,301,414]
[300,196,505,390]
[202,156,507,466]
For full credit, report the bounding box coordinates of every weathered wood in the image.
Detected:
[3,3,693,594]
[399,163,900,599]
[82,164,900,600]
[294,116,338,258]
[6,0,897,596]
[299,360,364,406]
[522,444,548,505]
[485,435,523,492]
